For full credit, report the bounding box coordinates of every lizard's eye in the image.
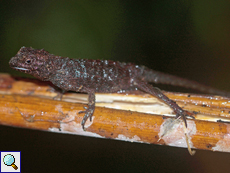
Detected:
[25,59,31,64]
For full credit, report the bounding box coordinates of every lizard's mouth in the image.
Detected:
[12,67,29,71]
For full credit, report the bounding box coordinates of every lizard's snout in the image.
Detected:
[9,57,17,67]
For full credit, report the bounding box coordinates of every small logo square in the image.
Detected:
[1,151,21,172]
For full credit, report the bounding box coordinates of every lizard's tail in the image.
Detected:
[141,67,230,97]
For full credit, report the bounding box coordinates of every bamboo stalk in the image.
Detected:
[0,73,230,153]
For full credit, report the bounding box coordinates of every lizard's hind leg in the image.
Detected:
[134,79,193,127]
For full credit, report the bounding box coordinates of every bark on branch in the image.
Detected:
[0,73,230,153]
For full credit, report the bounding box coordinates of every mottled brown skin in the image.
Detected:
[9,47,230,129]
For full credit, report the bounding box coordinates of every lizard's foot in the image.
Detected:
[176,110,194,127]
[79,105,95,129]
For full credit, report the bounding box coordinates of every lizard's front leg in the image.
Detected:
[79,90,95,129]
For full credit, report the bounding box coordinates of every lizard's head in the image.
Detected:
[9,47,55,80]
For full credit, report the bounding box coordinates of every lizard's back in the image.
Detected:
[54,58,141,93]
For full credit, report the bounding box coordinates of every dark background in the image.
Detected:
[1,1,230,172]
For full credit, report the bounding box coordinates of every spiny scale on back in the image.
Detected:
[9,47,230,129]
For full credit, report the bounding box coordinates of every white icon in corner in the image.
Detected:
[3,154,18,170]
[1,152,20,172]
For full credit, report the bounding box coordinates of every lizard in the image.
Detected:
[9,47,230,129]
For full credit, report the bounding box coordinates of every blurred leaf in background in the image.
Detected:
[1,1,123,67]
[1,0,230,85]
